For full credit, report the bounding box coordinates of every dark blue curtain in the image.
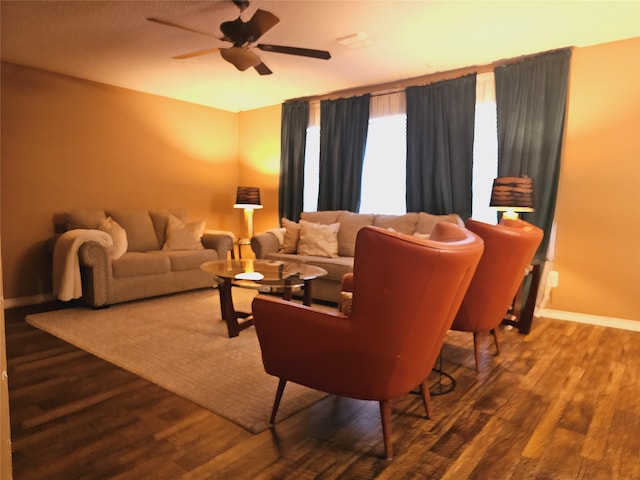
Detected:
[279,100,309,222]
[317,94,370,211]
[495,48,571,260]
[405,74,477,218]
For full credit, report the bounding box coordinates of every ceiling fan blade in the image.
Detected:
[220,47,262,71]
[245,9,279,41]
[147,17,220,39]
[172,47,221,60]
[254,63,273,76]
[257,44,331,60]
[232,0,250,11]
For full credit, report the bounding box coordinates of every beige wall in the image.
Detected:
[2,38,639,323]
[551,37,640,321]
[238,105,282,237]
[1,63,242,300]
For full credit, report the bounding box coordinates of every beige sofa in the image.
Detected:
[250,210,464,304]
[51,208,234,307]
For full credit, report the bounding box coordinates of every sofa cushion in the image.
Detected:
[281,218,301,254]
[160,249,218,272]
[162,214,205,251]
[264,252,354,282]
[300,210,344,224]
[415,212,463,235]
[301,256,354,281]
[373,213,418,234]
[149,208,188,247]
[336,212,375,257]
[106,209,160,252]
[98,216,128,260]
[66,209,107,230]
[297,220,340,258]
[111,251,171,278]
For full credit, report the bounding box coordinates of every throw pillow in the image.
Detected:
[297,220,340,257]
[281,218,301,253]
[162,214,205,251]
[66,209,107,230]
[106,209,160,252]
[99,216,128,260]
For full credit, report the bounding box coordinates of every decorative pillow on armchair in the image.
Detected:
[297,220,340,257]
[162,214,206,251]
[340,291,353,316]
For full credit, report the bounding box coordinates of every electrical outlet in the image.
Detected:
[548,270,559,288]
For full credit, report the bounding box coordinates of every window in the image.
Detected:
[303,125,320,212]
[303,73,498,219]
[472,72,499,224]
[358,114,406,214]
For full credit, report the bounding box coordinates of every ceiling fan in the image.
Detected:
[147,0,331,75]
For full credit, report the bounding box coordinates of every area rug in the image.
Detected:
[25,288,329,434]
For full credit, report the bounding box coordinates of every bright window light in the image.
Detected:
[359,114,407,215]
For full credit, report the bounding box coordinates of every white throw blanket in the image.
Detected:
[52,229,113,301]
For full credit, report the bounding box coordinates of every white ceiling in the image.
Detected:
[1,1,639,113]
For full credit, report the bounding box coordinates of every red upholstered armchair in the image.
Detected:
[251,223,484,459]
[450,218,543,370]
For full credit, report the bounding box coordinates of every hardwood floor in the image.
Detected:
[5,302,640,479]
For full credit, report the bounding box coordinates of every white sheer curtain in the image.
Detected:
[472,72,499,224]
[359,91,407,214]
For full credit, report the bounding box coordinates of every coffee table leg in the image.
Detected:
[217,279,253,338]
[303,279,313,306]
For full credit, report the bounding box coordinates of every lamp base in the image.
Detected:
[501,209,520,221]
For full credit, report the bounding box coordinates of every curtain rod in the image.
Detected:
[290,47,573,105]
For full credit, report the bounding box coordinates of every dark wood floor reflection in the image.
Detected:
[5,302,640,479]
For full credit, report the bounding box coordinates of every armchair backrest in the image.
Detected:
[451,218,543,334]
[347,224,484,399]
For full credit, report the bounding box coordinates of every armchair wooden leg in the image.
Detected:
[490,328,500,355]
[473,332,480,371]
[418,380,432,419]
[379,400,393,460]
[270,378,287,424]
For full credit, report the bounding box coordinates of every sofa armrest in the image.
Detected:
[78,241,113,307]
[251,232,280,259]
[202,231,235,259]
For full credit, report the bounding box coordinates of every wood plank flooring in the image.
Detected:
[5,301,640,479]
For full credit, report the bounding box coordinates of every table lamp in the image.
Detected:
[490,176,534,220]
[233,186,263,242]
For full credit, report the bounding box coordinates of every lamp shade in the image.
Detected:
[233,186,263,209]
[490,176,534,212]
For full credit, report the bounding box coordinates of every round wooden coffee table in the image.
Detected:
[201,259,327,337]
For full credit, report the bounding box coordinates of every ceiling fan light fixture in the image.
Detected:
[220,47,262,71]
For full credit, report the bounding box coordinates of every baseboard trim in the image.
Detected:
[539,309,640,332]
[4,293,56,310]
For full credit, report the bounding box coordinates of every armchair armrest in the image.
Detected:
[252,295,393,400]
[341,273,354,292]
[251,296,357,383]
[202,230,235,259]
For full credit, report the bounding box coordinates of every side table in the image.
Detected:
[501,261,541,334]
[234,239,251,259]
